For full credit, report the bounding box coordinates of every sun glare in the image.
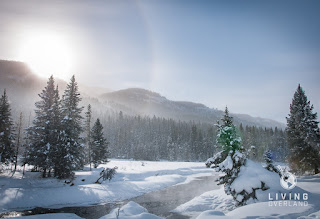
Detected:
[18,32,73,80]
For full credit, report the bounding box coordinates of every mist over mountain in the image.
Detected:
[0,60,110,117]
[0,60,45,116]
[0,60,284,128]
[100,88,285,128]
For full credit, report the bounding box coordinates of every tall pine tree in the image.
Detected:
[286,84,320,174]
[90,118,109,168]
[85,104,92,170]
[0,90,15,165]
[26,76,61,177]
[50,85,63,177]
[13,112,23,173]
[58,75,84,178]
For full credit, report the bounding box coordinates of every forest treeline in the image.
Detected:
[1,75,289,178]
[100,112,287,162]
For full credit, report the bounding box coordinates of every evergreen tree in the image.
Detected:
[90,118,109,168]
[286,84,320,174]
[85,104,92,170]
[50,85,63,177]
[221,106,233,127]
[264,149,280,175]
[58,75,84,178]
[13,112,23,173]
[26,76,61,177]
[214,107,248,206]
[217,107,241,153]
[190,124,198,160]
[205,126,215,159]
[0,90,14,165]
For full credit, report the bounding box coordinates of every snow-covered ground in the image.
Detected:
[1,160,320,219]
[0,159,214,213]
[172,161,320,219]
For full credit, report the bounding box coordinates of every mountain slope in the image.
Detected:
[0,60,45,115]
[0,60,285,128]
[101,88,285,128]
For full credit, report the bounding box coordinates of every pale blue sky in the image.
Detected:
[0,0,319,123]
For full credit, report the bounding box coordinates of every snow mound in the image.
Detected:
[197,201,312,219]
[173,186,235,218]
[227,201,312,218]
[230,159,284,203]
[197,210,230,219]
[15,213,83,219]
[100,201,163,219]
[298,210,320,219]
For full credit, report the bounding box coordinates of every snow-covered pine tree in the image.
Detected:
[26,76,61,177]
[286,84,320,174]
[190,124,198,161]
[214,107,247,206]
[0,89,15,165]
[264,149,280,176]
[207,108,282,206]
[85,104,92,170]
[13,112,23,173]
[205,107,237,168]
[264,150,272,166]
[216,107,242,153]
[58,75,84,178]
[221,106,233,127]
[167,136,174,161]
[50,85,63,177]
[90,118,109,168]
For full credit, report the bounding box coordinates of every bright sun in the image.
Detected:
[18,32,73,80]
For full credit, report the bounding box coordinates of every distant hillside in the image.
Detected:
[0,60,44,116]
[0,60,109,117]
[101,88,285,128]
[0,60,285,128]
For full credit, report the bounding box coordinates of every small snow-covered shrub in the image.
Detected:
[214,148,284,206]
[264,150,281,176]
[103,167,117,181]
[95,166,118,183]
[246,145,257,160]
[230,160,283,205]
[217,154,283,206]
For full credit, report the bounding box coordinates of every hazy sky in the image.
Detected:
[0,0,319,123]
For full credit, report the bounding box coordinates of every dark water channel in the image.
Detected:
[0,174,219,219]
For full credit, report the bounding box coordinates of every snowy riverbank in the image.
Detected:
[1,160,320,219]
[0,159,214,213]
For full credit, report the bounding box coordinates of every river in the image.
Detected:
[0,174,219,219]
